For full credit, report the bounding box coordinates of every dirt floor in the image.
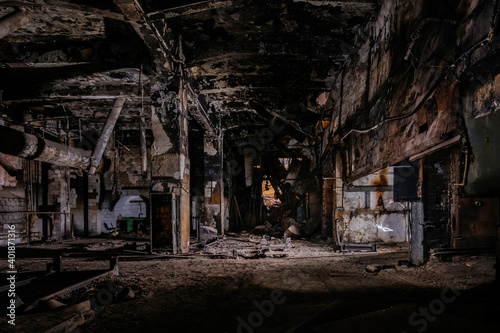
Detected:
[1,235,499,333]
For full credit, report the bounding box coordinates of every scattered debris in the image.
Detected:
[342,243,377,252]
[203,234,292,259]
[285,225,302,239]
[365,264,396,274]
[199,226,218,244]
[44,310,95,333]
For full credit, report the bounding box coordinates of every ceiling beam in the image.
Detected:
[43,0,125,20]
[291,0,375,6]
[114,0,171,70]
[2,62,92,69]
[189,40,349,62]
[147,0,233,21]
[187,84,217,137]
[199,86,329,95]
[249,101,314,143]
[1,95,144,103]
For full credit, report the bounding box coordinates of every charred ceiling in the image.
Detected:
[0,0,377,159]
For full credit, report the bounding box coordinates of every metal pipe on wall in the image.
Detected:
[0,126,92,169]
[89,97,125,175]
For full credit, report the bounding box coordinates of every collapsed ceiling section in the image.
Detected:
[0,0,377,155]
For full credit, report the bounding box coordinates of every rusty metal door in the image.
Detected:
[150,194,173,249]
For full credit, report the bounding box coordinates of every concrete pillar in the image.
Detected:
[244,147,253,187]
[496,201,500,288]
[150,78,190,253]
[409,202,425,266]
[203,137,224,233]
[57,167,71,239]
[333,151,344,247]
[139,116,147,177]
[321,178,334,237]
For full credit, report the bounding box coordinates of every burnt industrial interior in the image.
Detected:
[0,0,500,332]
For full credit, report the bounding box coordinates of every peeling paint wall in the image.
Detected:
[320,0,500,251]
[463,73,500,197]
[324,0,498,180]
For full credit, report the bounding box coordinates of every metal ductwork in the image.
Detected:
[0,126,93,170]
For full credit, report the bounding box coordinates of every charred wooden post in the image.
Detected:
[0,7,32,40]
[0,126,92,169]
[88,97,125,175]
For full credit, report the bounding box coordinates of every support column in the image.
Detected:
[333,151,344,248]
[150,78,190,253]
[409,202,425,266]
[83,172,89,237]
[244,147,253,188]
[203,137,224,233]
[60,167,71,239]
[139,116,147,177]
[496,204,500,288]
[321,178,334,237]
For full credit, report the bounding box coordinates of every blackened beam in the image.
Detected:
[0,7,32,40]
[0,1,125,20]
[187,84,217,137]
[89,97,125,175]
[42,0,125,21]
[114,0,170,69]
[249,101,315,143]
[0,126,93,169]
[147,1,233,21]
[0,152,18,176]
[291,0,376,6]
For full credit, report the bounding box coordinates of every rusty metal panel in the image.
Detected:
[454,198,499,248]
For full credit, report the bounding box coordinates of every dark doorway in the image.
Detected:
[151,194,173,248]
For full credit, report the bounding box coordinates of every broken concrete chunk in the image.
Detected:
[365,264,396,274]
[285,225,302,239]
[199,225,218,243]
[31,299,67,312]
[365,265,382,274]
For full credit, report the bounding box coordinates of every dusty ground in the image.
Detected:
[1,236,499,333]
